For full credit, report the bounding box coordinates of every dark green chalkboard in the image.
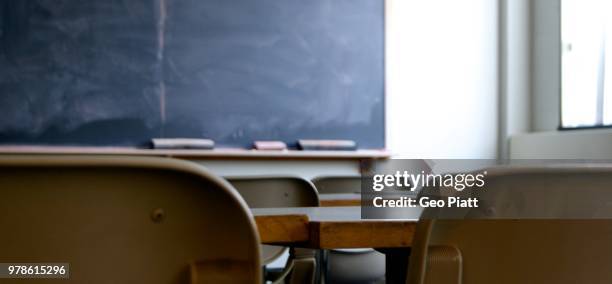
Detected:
[0,0,384,149]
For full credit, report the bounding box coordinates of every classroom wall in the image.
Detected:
[498,0,532,159]
[385,0,499,159]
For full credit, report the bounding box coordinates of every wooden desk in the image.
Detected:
[252,206,420,248]
[319,193,361,207]
[252,206,421,282]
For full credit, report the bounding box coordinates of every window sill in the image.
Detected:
[510,128,612,159]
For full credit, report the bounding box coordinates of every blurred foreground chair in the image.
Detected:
[408,165,612,284]
[228,177,320,284]
[0,155,261,284]
[312,176,386,284]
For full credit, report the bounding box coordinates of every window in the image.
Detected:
[561,0,612,128]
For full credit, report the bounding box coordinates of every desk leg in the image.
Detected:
[378,248,411,284]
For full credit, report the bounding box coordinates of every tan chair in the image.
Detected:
[228,177,319,284]
[0,155,261,284]
[408,165,612,284]
[229,177,320,209]
[312,176,386,284]
[312,176,361,194]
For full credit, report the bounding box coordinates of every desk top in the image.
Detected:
[318,193,361,207]
[252,206,421,249]
[252,206,420,222]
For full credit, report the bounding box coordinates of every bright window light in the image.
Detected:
[562,0,612,128]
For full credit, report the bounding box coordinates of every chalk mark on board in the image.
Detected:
[156,0,167,134]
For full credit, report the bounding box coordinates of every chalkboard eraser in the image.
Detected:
[297,140,357,151]
[253,141,287,151]
[151,138,215,149]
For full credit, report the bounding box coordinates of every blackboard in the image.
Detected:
[0,0,385,149]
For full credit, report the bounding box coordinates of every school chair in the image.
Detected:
[408,165,612,284]
[312,176,386,284]
[228,177,319,284]
[312,176,361,194]
[0,155,261,284]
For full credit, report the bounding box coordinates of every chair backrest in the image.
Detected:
[311,176,361,194]
[0,155,261,284]
[228,177,320,208]
[227,176,319,265]
[408,165,612,284]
